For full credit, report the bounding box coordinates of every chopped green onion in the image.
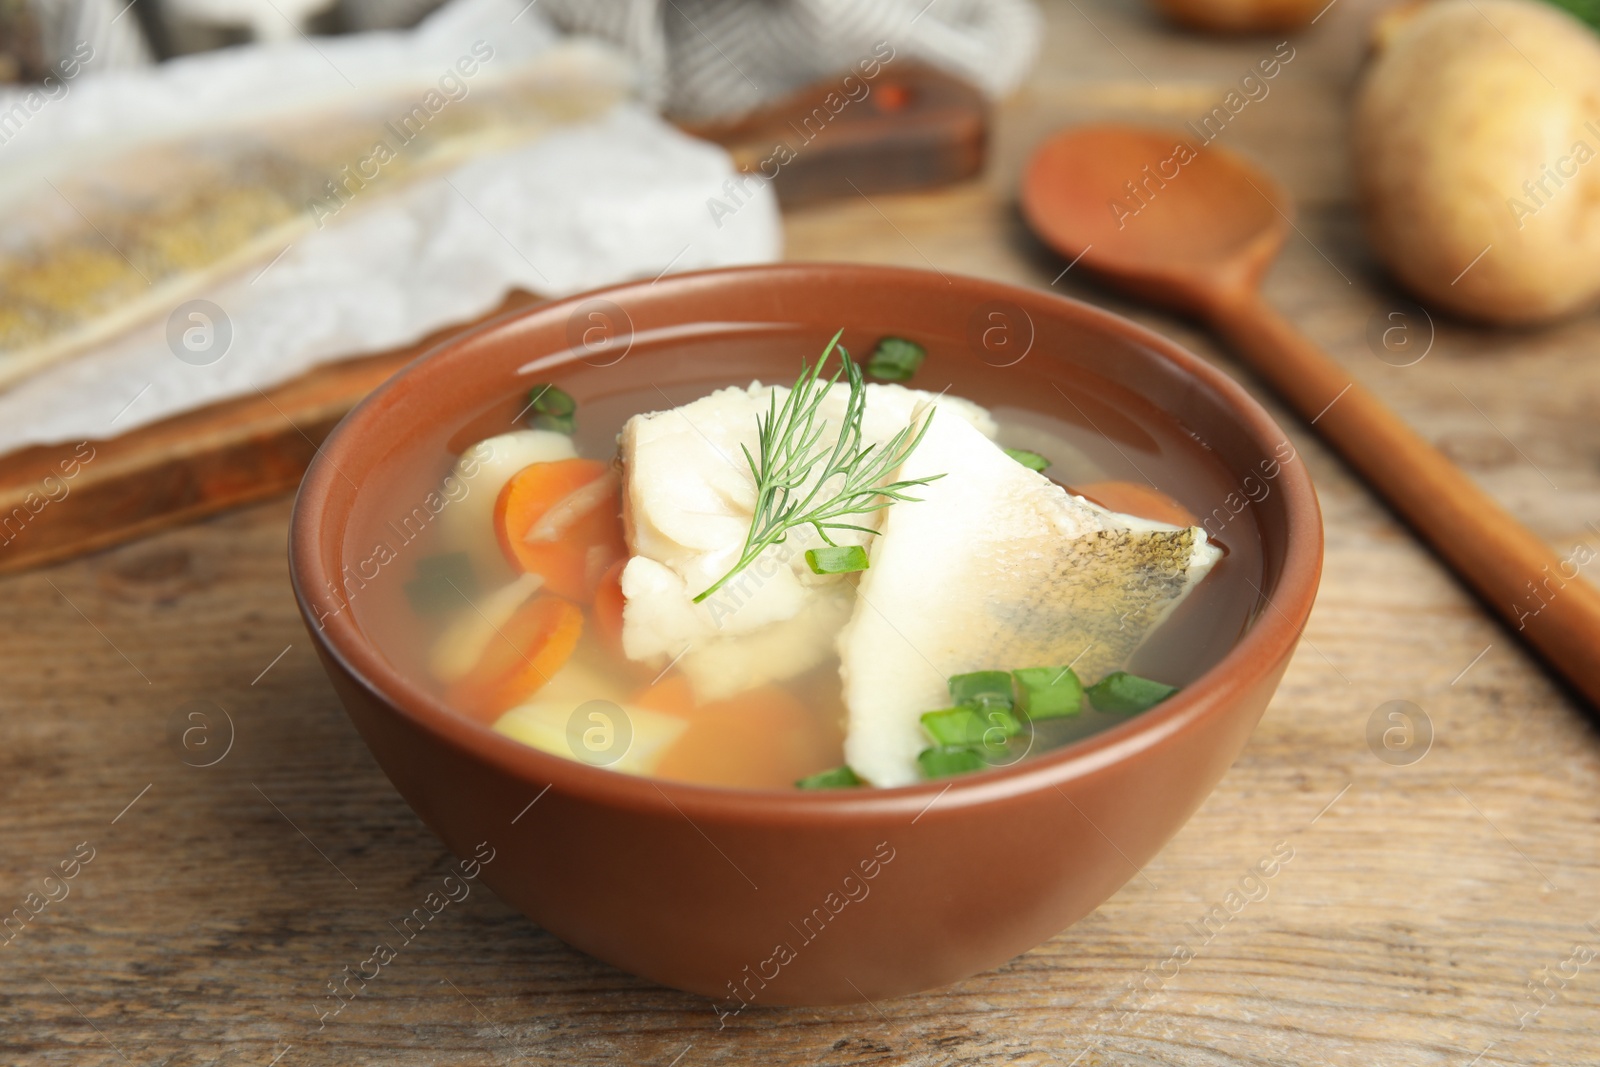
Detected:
[920,707,1022,748]
[796,765,864,789]
[1004,448,1051,473]
[948,670,1014,712]
[1012,666,1084,719]
[865,337,926,382]
[1087,671,1179,713]
[404,552,478,616]
[525,383,576,434]
[922,708,983,746]
[917,745,986,779]
[805,545,870,575]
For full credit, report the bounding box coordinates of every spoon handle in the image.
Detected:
[1208,292,1600,706]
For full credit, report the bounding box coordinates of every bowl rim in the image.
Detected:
[289,262,1322,825]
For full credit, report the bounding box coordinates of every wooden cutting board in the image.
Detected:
[0,291,542,575]
[0,63,985,576]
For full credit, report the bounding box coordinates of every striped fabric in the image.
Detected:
[19,0,152,74]
[539,0,1040,121]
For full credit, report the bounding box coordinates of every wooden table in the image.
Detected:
[6,2,1599,1064]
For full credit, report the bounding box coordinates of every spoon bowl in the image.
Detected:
[1022,125,1287,315]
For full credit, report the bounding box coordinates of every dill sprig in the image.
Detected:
[692,330,944,604]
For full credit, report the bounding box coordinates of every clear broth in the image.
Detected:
[343,326,1265,789]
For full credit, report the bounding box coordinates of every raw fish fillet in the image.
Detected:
[838,404,1222,787]
[619,380,995,701]
[0,51,627,390]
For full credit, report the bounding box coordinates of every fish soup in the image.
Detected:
[343,326,1268,790]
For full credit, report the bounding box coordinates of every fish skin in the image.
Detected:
[838,403,1222,788]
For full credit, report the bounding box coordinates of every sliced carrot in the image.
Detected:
[448,595,583,723]
[593,558,628,654]
[652,685,844,790]
[494,458,625,602]
[1073,479,1199,528]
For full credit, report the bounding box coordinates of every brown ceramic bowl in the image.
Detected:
[289,264,1321,1008]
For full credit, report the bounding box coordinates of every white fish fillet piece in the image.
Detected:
[619,380,996,701]
[839,404,1222,787]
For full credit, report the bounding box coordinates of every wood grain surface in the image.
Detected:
[4,2,1599,1065]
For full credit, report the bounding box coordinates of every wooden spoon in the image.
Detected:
[1022,125,1600,707]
